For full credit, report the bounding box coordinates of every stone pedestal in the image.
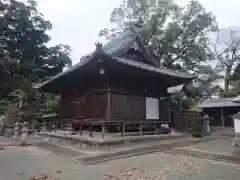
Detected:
[4,127,13,137]
[52,124,57,132]
[0,125,4,136]
[232,112,240,152]
[0,115,5,136]
[41,122,47,132]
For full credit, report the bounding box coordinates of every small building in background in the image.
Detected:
[198,97,240,127]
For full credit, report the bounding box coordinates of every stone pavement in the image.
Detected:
[0,146,240,180]
[0,136,43,146]
[1,135,240,179]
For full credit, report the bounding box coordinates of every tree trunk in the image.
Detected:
[224,68,231,93]
[224,78,229,92]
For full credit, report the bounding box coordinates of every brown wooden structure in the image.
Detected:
[36,23,194,134]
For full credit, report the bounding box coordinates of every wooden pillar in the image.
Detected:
[106,91,111,120]
[168,99,172,124]
[221,108,224,129]
[185,114,188,132]
[101,123,105,139]
[139,124,143,136]
[79,125,83,135]
[122,122,125,136]
[154,124,157,134]
[89,124,92,137]
[93,94,96,120]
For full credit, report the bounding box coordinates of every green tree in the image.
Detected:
[0,0,72,98]
[0,49,19,97]
[99,0,218,71]
[225,63,240,97]
[180,65,222,103]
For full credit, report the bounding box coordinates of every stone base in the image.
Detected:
[38,132,185,149]
[19,142,31,147]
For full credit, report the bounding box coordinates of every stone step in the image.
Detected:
[34,142,85,158]
[77,139,200,165]
[33,135,224,165]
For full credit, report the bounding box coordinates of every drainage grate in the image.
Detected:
[34,142,84,158]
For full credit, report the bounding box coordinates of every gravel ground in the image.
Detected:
[1,146,240,180]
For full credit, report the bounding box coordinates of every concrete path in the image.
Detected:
[1,135,240,180]
[0,145,240,180]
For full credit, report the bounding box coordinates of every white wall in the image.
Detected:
[146,97,159,119]
[234,119,240,133]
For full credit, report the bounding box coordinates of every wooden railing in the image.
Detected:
[40,118,172,139]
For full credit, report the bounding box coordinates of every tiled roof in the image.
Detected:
[232,112,240,118]
[35,27,193,89]
[35,29,137,89]
[114,57,193,79]
[198,98,240,108]
[232,96,240,102]
[167,85,184,94]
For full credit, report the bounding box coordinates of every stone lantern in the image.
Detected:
[203,114,211,134]
[232,112,240,152]
[41,122,47,132]
[13,122,21,142]
[21,121,29,145]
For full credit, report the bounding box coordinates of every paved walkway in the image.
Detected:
[1,135,240,179]
[0,146,240,180]
[0,136,43,146]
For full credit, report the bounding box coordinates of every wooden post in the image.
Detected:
[93,94,96,120]
[106,89,111,120]
[89,124,92,137]
[101,123,105,139]
[221,108,224,129]
[154,124,157,134]
[122,122,125,136]
[139,124,143,136]
[185,114,188,132]
[79,125,82,135]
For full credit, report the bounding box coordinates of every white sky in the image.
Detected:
[37,0,240,64]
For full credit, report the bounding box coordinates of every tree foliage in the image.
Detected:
[183,65,222,100]
[0,0,72,98]
[213,28,240,92]
[99,0,218,71]
[225,63,240,97]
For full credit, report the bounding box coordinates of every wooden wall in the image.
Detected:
[59,93,107,120]
[59,91,171,122]
[159,100,171,121]
[110,93,145,120]
[110,93,171,121]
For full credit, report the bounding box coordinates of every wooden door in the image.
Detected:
[146,97,159,120]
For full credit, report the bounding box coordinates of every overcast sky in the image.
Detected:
[37,0,240,64]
